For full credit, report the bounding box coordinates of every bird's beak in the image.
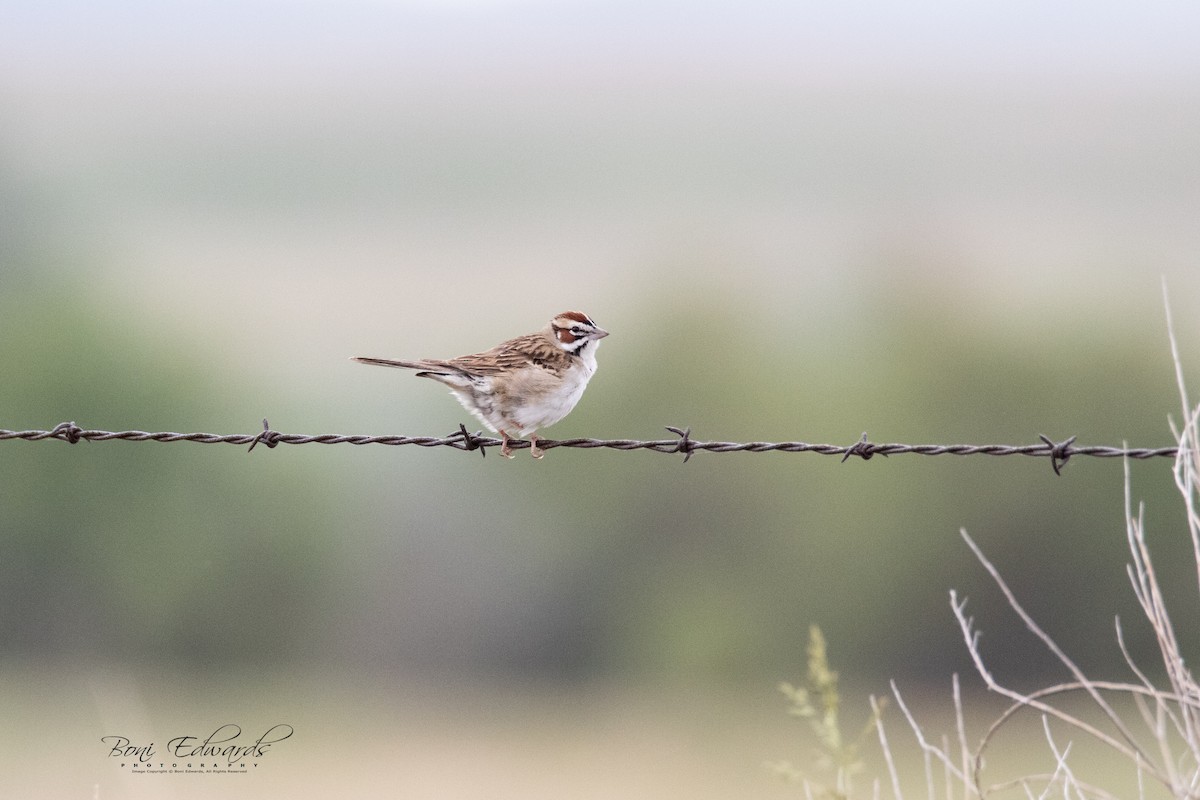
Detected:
[592,328,610,339]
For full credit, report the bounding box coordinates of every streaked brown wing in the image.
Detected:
[447,333,570,376]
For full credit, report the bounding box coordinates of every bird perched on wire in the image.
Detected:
[353,311,609,459]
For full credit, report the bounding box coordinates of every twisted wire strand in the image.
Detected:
[0,420,1181,471]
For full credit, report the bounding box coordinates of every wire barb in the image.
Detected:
[247,418,281,453]
[666,426,694,462]
[453,423,487,458]
[842,431,881,463]
[1038,434,1078,476]
[50,421,83,444]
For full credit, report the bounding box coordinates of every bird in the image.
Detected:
[353,311,609,459]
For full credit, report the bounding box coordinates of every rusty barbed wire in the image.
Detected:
[0,420,1183,473]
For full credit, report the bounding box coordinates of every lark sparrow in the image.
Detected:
[353,311,609,458]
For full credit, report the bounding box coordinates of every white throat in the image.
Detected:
[573,338,601,374]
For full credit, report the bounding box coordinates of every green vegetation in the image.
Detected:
[768,625,884,798]
[770,316,1200,797]
[1,265,1193,681]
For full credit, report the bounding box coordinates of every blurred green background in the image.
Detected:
[3,1,1200,797]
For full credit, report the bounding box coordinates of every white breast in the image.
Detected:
[511,346,599,434]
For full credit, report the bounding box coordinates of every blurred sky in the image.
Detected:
[5,0,1200,77]
[4,0,1198,328]
[4,0,1199,385]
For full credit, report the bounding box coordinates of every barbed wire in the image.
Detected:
[0,420,1183,474]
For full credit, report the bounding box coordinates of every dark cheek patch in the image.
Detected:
[556,328,576,344]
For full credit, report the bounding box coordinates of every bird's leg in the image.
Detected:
[529,433,544,459]
[499,430,516,459]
